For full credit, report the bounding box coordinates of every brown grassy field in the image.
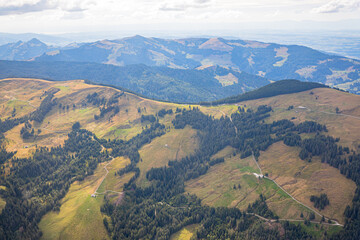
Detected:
[258,142,356,223]
[185,146,314,220]
[242,88,360,150]
[0,78,185,157]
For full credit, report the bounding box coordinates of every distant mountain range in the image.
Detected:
[0,35,359,95]
[0,38,56,61]
[0,61,269,103]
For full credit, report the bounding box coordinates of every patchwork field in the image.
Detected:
[258,142,356,224]
[185,146,314,220]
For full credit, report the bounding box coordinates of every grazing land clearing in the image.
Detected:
[39,159,111,240]
[96,156,133,195]
[258,142,356,224]
[39,154,132,239]
[170,224,200,240]
[137,126,199,187]
[185,146,314,220]
[242,88,360,150]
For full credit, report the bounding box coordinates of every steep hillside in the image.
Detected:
[0,61,269,103]
[1,78,360,239]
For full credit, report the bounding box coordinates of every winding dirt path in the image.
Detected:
[92,144,122,196]
[217,108,343,226]
[250,154,343,226]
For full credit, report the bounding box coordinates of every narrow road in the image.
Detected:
[92,144,122,196]
[219,110,238,135]
[248,213,342,226]
[217,107,344,227]
[318,111,360,120]
[250,154,343,226]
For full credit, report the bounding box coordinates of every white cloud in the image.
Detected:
[159,0,211,12]
[0,0,94,15]
[311,0,360,13]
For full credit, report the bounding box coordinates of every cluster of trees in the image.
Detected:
[157,109,173,118]
[141,114,157,123]
[94,105,120,120]
[0,117,25,134]
[86,92,123,120]
[30,90,58,123]
[247,194,277,219]
[20,121,35,140]
[310,194,330,210]
[86,92,106,106]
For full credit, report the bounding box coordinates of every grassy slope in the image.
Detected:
[96,156,134,194]
[0,78,185,158]
[39,159,110,240]
[241,88,360,150]
[137,126,199,187]
[258,142,356,223]
[185,147,315,220]
[39,155,134,240]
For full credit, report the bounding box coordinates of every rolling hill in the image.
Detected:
[0,78,360,239]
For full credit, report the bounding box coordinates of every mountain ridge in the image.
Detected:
[0,35,359,94]
[0,60,270,103]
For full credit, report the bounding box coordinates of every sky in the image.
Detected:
[0,0,360,34]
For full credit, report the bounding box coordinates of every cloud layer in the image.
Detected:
[0,0,359,33]
[312,0,360,14]
[0,0,91,15]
